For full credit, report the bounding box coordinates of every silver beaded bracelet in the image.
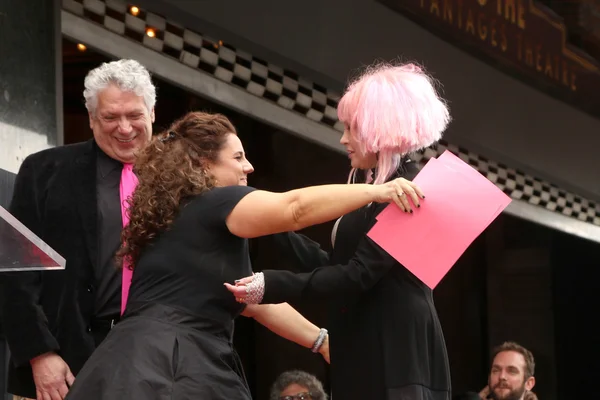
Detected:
[311,328,328,353]
[244,272,265,304]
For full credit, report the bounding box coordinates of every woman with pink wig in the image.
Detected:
[226,63,452,400]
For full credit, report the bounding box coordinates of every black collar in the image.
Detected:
[96,145,122,179]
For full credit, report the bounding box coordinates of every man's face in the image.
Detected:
[89,84,154,163]
[488,351,535,400]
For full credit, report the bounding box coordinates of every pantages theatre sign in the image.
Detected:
[378,0,600,119]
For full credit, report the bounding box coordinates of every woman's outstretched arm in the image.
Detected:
[227,178,423,238]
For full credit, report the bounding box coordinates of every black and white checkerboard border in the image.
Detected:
[415,144,600,225]
[62,0,600,226]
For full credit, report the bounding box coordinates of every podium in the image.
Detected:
[0,205,66,272]
[0,205,65,398]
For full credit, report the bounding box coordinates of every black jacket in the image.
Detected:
[1,140,105,397]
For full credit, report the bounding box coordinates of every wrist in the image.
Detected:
[30,351,55,365]
[364,184,378,202]
[245,272,265,304]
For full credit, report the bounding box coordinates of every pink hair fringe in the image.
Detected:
[338,62,451,184]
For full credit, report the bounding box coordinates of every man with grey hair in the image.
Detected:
[1,59,156,400]
[270,370,328,400]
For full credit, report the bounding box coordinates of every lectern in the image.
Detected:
[0,205,65,399]
[0,205,66,272]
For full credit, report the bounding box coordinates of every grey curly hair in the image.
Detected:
[269,370,328,400]
[83,59,156,116]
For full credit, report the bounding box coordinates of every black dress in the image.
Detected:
[65,186,256,400]
[267,162,451,400]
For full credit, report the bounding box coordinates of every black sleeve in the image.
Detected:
[271,232,330,272]
[261,205,396,304]
[198,185,256,230]
[0,155,60,366]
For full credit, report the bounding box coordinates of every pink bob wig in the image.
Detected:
[337,62,451,184]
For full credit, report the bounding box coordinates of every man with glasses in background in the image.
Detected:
[270,370,328,400]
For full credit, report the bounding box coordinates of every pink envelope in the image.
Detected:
[368,151,511,289]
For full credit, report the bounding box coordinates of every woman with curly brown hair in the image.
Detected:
[64,111,423,400]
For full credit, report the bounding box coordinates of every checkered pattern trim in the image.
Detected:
[414,143,600,225]
[62,0,600,227]
[63,0,344,131]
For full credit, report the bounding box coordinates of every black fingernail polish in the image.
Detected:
[417,204,420,208]
[410,210,413,214]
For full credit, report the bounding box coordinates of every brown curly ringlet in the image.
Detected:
[116,111,237,268]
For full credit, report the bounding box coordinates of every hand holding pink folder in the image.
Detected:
[367,150,511,289]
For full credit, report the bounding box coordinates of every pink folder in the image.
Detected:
[367,151,511,289]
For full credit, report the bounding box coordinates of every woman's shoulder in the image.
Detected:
[184,185,258,222]
[194,185,257,203]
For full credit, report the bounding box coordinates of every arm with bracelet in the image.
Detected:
[220,175,421,359]
[241,303,329,362]
[221,177,420,357]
